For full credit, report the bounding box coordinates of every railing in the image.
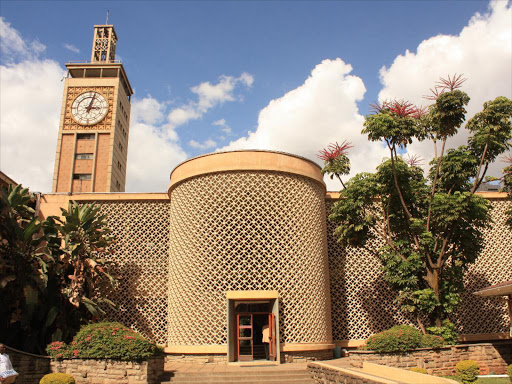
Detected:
[66,60,123,64]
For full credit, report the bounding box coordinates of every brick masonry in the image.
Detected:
[50,357,164,384]
[283,349,334,363]
[4,346,164,384]
[348,341,512,376]
[5,346,50,384]
[164,354,227,364]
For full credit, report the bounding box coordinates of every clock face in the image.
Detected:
[71,91,108,125]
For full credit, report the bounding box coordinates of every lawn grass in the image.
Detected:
[443,376,510,384]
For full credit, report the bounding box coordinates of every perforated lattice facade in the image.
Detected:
[87,200,171,344]
[167,171,332,346]
[74,193,510,347]
[327,198,512,341]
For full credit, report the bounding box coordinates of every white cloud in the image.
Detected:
[213,118,231,134]
[188,139,217,149]
[126,96,187,192]
[221,58,389,191]
[63,43,80,54]
[0,17,45,62]
[167,72,253,129]
[0,19,65,192]
[378,0,512,176]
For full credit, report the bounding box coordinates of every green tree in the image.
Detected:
[0,185,116,353]
[323,75,512,331]
[502,155,512,228]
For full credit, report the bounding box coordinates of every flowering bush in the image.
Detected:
[361,325,447,353]
[46,322,160,361]
[361,325,424,353]
[46,341,73,359]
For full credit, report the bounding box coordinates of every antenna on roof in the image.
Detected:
[105,10,110,25]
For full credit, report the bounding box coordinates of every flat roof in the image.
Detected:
[473,281,512,297]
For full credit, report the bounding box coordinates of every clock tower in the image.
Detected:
[52,24,133,193]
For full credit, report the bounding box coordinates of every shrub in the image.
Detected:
[455,360,480,384]
[426,320,458,345]
[421,334,445,349]
[46,322,160,361]
[46,341,73,359]
[72,322,159,360]
[361,325,424,353]
[40,373,75,384]
[507,364,512,382]
[410,367,428,374]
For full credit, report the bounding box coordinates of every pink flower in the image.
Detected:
[73,349,79,357]
[318,141,353,161]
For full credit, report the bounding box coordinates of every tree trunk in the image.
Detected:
[426,268,442,327]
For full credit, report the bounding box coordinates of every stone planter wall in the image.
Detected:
[283,349,333,363]
[50,357,164,384]
[5,346,50,384]
[308,361,401,384]
[348,341,512,376]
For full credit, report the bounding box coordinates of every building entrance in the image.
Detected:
[234,301,276,361]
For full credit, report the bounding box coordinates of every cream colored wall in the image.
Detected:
[169,150,325,194]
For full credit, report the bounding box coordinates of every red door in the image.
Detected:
[268,313,276,361]
[237,314,253,361]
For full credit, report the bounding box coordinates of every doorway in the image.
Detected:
[226,292,280,363]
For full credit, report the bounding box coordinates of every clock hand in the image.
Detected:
[86,94,97,113]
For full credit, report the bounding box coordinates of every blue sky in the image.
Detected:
[0,1,510,192]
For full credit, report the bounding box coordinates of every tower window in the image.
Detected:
[119,143,123,152]
[75,153,93,160]
[117,161,122,170]
[77,133,95,140]
[73,174,91,180]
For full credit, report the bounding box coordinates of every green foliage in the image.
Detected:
[410,368,428,374]
[430,91,470,138]
[46,322,160,361]
[0,184,117,354]
[427,320,458,345]
[361,325,425,353]
[51,201,117,317]
[326,78,512,331]
[421,334,445,349]
[40,373,76,384]
[507,364,512,381]
[455,360,480,384]
[503,163,512,229]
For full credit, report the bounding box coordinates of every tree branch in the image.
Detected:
[472,139,490,194]
[427,137,447,231]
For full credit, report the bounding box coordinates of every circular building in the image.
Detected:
[166,150,333,363]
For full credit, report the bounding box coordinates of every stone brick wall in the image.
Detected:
[348,341,512,376]
[5,346,50,384]
[164,354,227,365]
[49,357,164,384]
[283,349,333,363]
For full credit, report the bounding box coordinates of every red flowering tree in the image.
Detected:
[321,75,512,332]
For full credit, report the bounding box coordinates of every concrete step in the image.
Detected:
[162,379,313,384]
[161,369,314,384]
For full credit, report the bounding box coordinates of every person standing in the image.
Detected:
[0,344,18,384]
[262,324,270,360]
